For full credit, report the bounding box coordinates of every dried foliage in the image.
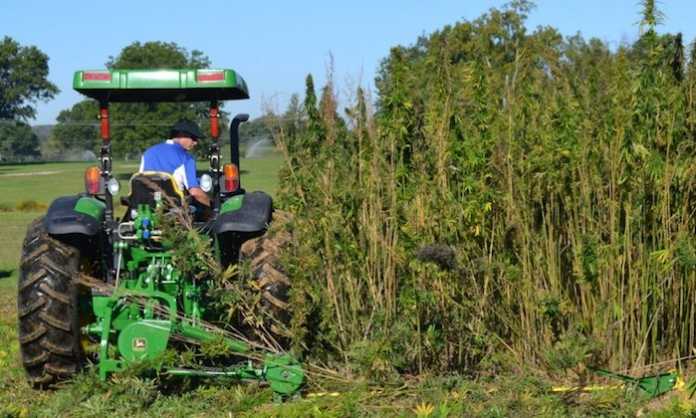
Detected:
[272,2,696,377]
[148,183,286,353]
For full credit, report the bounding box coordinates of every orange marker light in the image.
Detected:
[223,163,239,192]
[84,166,101,195]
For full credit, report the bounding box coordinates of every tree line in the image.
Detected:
[0,36,57,161]
[0,39,276,162]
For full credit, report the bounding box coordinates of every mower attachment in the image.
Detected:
[166,354,305,397]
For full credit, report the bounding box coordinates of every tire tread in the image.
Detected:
[17,217,85,388]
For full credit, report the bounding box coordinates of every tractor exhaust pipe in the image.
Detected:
[229,113,249,190]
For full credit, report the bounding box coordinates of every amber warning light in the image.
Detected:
[84,166,101,195]
[223,163,239,192]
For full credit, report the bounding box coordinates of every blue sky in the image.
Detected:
[2,0,695,125]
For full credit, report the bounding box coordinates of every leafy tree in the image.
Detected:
[670,33,684,82]
[302,74,322,155]
[0,37,58,160]
[281,93,304,141]
[318,83,346,144]
[0,36,59,121]
[52,41,220,159]
[49,100,99,155]
[0,122,40,161]
[108,42,214,159]
[105,42,210,69]
[239,115,273,143]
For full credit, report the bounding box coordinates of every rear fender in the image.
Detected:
[44,195,105,237]
[214,191,272,235]
[214,191,273,266]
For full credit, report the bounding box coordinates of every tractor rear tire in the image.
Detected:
[240,210,293,340]
[17,217,84,388]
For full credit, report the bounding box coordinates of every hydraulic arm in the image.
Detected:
[83,203,304,397]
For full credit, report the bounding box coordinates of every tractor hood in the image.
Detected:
[73,69,249,102]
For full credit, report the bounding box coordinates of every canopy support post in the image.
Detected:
[98,101,115,283]
[208,101,221,213]
[98,101,114,223]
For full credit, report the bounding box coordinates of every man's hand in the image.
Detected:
[189,186,211,207]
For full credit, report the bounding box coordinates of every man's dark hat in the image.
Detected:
[170,120,204,141]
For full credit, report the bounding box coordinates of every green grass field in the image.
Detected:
[1,156,693,417]
[0,157,282,207]
[0,156,282,280]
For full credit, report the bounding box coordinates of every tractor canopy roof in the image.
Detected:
[73,68,249,102]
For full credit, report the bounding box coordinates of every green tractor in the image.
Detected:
[17,69,304,397]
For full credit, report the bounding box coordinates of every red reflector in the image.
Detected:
[209,105,219,139]
[197,71,224,82]
[100,106,110,140]
[84,72,111,81]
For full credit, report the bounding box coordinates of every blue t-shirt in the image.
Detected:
[139,140,199,190]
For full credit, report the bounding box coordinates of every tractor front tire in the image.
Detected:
[17,218,84,387]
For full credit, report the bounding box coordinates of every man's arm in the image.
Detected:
[189,186,211,207]
[183,157,210,206]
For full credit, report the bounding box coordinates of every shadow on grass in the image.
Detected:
[0,166,22,175]
[115,173,135,181]
[0,161,76,174]
[0,270,13,279]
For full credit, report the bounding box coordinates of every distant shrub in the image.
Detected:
[16,200,47,211]
[0,203,13,212]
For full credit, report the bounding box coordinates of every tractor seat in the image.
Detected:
[125,172,185,208]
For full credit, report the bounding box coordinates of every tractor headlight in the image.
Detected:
[200,174,213,193]
[107,178,120,195]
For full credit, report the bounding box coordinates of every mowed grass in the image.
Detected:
[0,212,37,282]
[0,156,283,208]
[0,155,282,278]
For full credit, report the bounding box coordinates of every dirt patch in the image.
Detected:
[0,170,62,177]
[15,200,47,211]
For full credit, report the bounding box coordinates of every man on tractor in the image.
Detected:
[18,68,303,397]
[139,120,211,207]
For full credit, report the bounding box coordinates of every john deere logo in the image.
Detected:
[132,338,148,351]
